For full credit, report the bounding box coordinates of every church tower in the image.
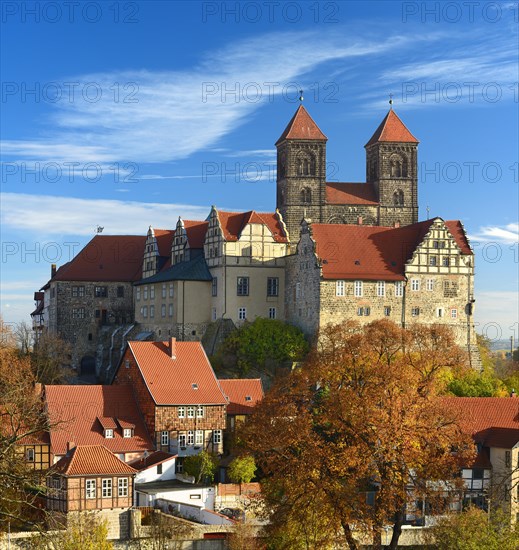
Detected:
[275,104,327,240]
[365,108,419,226]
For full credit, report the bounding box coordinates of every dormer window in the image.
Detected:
[105,429,114,439]
[245,396,252,402]
[192,383,198,390]
[123,428,133,438]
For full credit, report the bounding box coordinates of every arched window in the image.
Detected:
[301,188,312,204]
[393,190,404,206]
[297,153,316,176]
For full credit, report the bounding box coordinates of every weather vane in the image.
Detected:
[389,92,394,106]
[426,206,430,218]
[299,89,304,102]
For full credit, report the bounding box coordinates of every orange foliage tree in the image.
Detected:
[242,320,475,550]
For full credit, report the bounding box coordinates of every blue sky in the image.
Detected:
[1,1,518,341]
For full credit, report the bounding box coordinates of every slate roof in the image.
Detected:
[275,105,327,145]
[51,445,137,476]
[326,182,379,205]
[45,385,153,456]
[42,235,146,286]
[135,255,212,285]
[125,340,228,405]
[365,109,419,147]
[216,210,288,243]
[309,219,472,280]
[219,379,264,415]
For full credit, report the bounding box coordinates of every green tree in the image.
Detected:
[228,455,256,484]
[216,318,309,376]
[183,451,218,484]
[429,507,518,550]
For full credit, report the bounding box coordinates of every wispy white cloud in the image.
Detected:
[469,223,519,244]
[0,193,211,236]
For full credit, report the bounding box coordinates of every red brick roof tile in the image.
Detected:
[326,182,379,205]
[365,109,419,147]
[219,379,264,415]
[276,105,327,145]
[52,445,137,476]
[309,219,472,280]
[153,229,175,258]
[48,235,146,283]
[183,220,209,249]
[127,340,228,406]
[216,211,288,243]
[45,385,153,456]
[128,451,176,472]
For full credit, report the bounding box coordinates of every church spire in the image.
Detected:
[365,109,419,148]
[275,104,327,145]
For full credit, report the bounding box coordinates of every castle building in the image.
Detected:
[33,103,480,373]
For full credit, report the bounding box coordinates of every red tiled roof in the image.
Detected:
[219,379,264,415]
[48,235,146,283]
[52,445,137,476]
[45,385,153,456]
[117,419,135,429]
[153,229,175,258]
[128,451,176,472]
[97,417,118,430]
[275,105,327,145]
[443,397,519,449]
[18,430,50,446]
[126,340,228,405]
[183,220,209,248]
[310,219,472,280]
[326,182,379,205]
[365,109,419,147]
[445,220,472,255]
[216,211,288,243]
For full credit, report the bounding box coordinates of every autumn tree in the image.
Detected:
[228,455,256,484]
[29,330,73,384]
[242,320,475,550]
[0,345,50,531]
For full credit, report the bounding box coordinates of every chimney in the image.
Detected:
[394,221,400,228]
[357,216,363,225]
[51,264,57,277]
[66,441,76,454]
[511,389,516,398]
[169,337,176,360]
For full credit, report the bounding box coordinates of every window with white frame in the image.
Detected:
[178,406,185,418]
[150,305,155,318]
[411,307,420,316]
[161,304,166,317]
[150,286,155,299]
[426,279,434,291]
[123,428,132,438]
[179,433,186,447]
[268,307,276,319]
[162,284,166,298]
[196,406,204,418]
[377,281,385,297]
[187,406,195,418]
[384,306,391,316]
[336,280,345,296]
[437,308,444,318]
[443,256,450,266]
[105,429,114,439]
[102,478,112,498]
[395,281,403,297]
[237,277,249,296]
[169,284,174,298]
[118,478,128,497]
[195,430,204,445]
[168,303,173,317]
[26,448,35,461]
[212,277,217,297]
[411,279,420,291]
[451,308,458,318]
[161,431,169,446]
[143,286,148,300]
[354,281,363,297]
[136,287,141,301]
[429,256,437,266]
[213,430,222,444]
[72,308,85,319]
[143,306,148,318]
[86,479,96,499]
[238,307,246,320]
[72,285,85,297]
[187,431,194,445]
